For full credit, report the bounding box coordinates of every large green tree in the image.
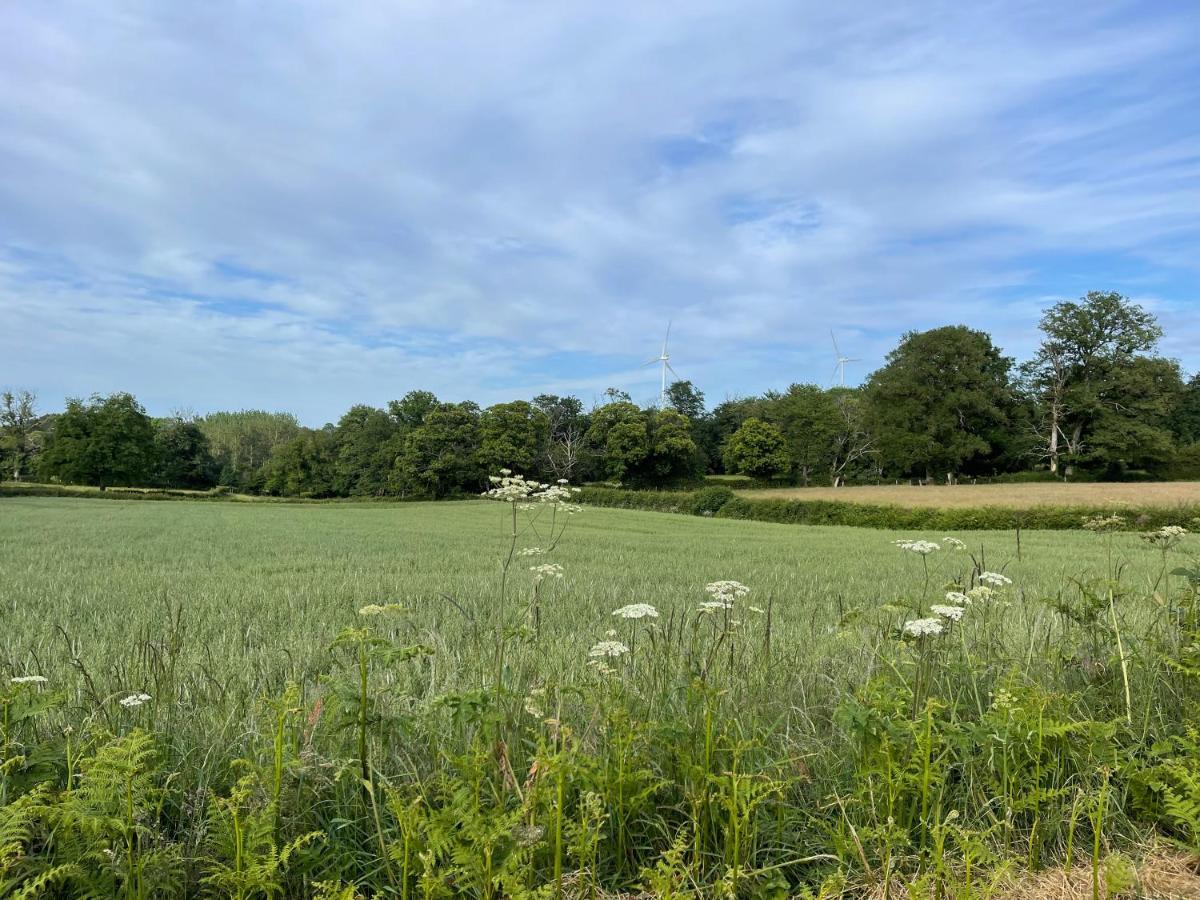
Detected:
[332,405,399,496]
[0,389,44,481]
[154,417,218,488]
[722,417,790,479]
[39,393,158,488]
[867,326,1015,480]
[1021,291,1169,474]
[199,410,301,489]
[763,384,840,485]
[261,429,336,497]
[477,401,549,476]
[393,402,483,498]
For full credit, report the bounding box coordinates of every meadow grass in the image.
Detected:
[1,495,1199,897]
[737,481,1200,509]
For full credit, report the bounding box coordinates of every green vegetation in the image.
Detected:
[6,292,1200,500]
[2,493,1200,895]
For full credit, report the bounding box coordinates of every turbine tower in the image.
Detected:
[643,321,680,406]
[830,330,860,387]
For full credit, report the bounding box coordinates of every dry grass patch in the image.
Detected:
[738,481,1200,510]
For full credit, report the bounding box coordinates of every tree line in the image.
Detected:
[3,291,1199,497]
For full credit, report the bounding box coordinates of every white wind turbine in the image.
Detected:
[830,330,860,387]
[642,321,680,406]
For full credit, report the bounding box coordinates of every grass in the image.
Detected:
[738,480,1200,509]
[2,494,1199,896]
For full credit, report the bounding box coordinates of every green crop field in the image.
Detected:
[2,494,1199,896]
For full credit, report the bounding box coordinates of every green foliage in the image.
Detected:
[199,410,301,491]
[153,417,218,489]
[261,430,336,497]
[38,393,159,488]
[476,401,549,476]
[332,405,400,497]
[688,485,736,516]
[393,402,484,498]
[721,417,790,480]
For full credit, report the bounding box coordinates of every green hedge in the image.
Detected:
[578,486,1200,531]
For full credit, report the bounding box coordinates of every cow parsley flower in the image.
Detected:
[530,563,564,581]
[517,547,547,557]
[705,580,750,602]
[978,572,1012,587]
[698,600,732,612]
[588,640,629,659]
[966,585,994,603]
[893,539,940,555]
[1141,525,1188,549]
[1083,514,1126,533]
[903,618,944,637]
[120,692,152,708]
[612,603,659,619]
[930,604,966,621]
[942,537,966,550]
[359,603,404,616]
[10,675,48,685]
[945,591,970,605]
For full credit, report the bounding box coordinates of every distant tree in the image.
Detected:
[199,410,301,489]
[0,389,43,481]
[1021,291,1167,474]
[1086,356,1183,475]
[646,408,701,483]
[722,417,790,479]
[698,397,765,473]
[387,390,440,431]
[332,405,399,496]
[1173,374,1200,446]
[665,380,705,420]
[154,417,218,488]
[827,388,877,486]
[602,387,632,404]
[261,430,336,497]
[532,394,590,481]
[764,384,839,485]
[477,400,549,476]
[393,402,482,498]
[867,326,1015,480]
[39,393,158,488]
[587,402,648,482]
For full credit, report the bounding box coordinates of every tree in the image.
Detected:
[1022,291,1167,474]
[646,408,701,483]
[722,417,790,479]
[532,394,590,481]
[587,402,648,482]
[330,405,399,496]
[261,430,336,497]
[764,384,840,485]
[39,393,158,488]
[154,417,218,488]
[387,391,439,431]
[1173,374,1200,446]
[697,397,765,473]
[477,401,549,476]
[665,380,705,420]
[0,389,43,481]
[393,402,482,498]
[867,326,1015,480]
[200,411,301,489]
[827,389,876,487]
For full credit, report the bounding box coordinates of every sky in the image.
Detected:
[2,1,1199,425]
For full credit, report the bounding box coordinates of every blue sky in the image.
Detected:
[1,1,1198,425]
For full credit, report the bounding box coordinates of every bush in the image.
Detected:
[688,485,736,516]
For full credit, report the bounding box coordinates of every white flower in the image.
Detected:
[978,572,1012,587]
[893,539,940,555]
[588,640,629,659]
[119,692,152,708]
[704,581,750,605]
[612,603,659,619]
[698,600,733,612]
[930,604,966,622]
[530,563,564,580]
[359,603,403,616]
[903,617,945,637]
[517,547,546,557]
[967,585,994,603]
[942,537,966,550]
[10,675,48,685]
[945,591,970,605]
[748,605,766,614]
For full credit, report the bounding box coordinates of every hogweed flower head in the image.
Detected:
[893,539,940,555]
[1083,514,1126,533]
[120,692,152,708]
[930,604,966,622]
[942,537,966,550]
[704,580,750,605]
[945,590,970,605]
[978,572,1012,587]
[612,603,659,619]
[903,617,945,638]
[530,563,564,581]
[588,640,629,659]
[10,675,48,685]
[1141,525,1188,549]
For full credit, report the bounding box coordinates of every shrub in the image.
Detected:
[687,485,736,516]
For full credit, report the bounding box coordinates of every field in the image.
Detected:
[737,480,1200,509]
[2,495,1200,896]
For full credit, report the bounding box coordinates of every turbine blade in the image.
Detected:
[830,329,840,357]
[641,357,660,367]
[664,320,672,352]
[666,362,681,380]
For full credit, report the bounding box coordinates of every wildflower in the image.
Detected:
[902,618,944,637]
[893,539,940,555]
[991,688,1017,711]
[358,603,403,616]
[748,605,765,614]
[978,572,1012,587]
[512,823,545,847]
[517,547,547,557]
[945,591,969,605]
[966,585,994,603]
[930,604,966,622]
[120,693,152,708]
[698,600,732,613]
[1141,525,1188,549]
[588,640,629,659]
[530,563,564,581]
[1082,514,1126,533]
[704,581,750,605]
[588,659,616,676]
[523,687,546,718]
[612,603,659,619]
[943,537,966,550]
[10,675,48,685]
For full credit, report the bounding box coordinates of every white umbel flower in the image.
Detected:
[903,618,945,637]
[942,537,966,550]
[978,572,1012,587]
[10,675,48,685]
[893,539,941,555]
[120,693,152,708]
[945,591,970,605]
[704,580,750,603]
[612,603,658,619]
[588,640,629,659]
[930,604,966,621]
[530,563,564,581]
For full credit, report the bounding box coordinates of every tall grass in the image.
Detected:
[1,493,1198,896]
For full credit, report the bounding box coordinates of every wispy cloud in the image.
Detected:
[1,0,1198,422]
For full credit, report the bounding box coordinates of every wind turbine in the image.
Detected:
[642,322,680,406]
[830,330,860,387]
